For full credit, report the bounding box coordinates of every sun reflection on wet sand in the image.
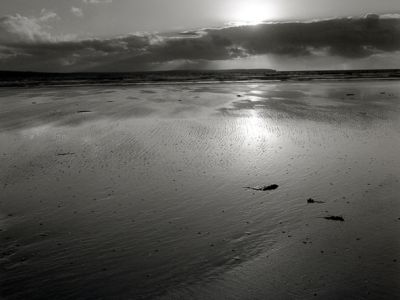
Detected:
[240,110,274,143]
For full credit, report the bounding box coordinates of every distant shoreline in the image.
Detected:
[1,69,399,88]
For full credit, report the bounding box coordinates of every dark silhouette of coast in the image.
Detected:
[1,69,399,87]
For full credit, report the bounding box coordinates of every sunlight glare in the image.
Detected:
[231,0,277,25]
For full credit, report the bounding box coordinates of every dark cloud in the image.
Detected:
[209,16,400,58]
[0,14,400,71]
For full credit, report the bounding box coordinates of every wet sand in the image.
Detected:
[1,81,400,299]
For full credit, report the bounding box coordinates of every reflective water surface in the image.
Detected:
[1,81,399,299]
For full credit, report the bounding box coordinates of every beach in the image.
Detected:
[1,80,399,299]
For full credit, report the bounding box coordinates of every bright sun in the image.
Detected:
[231,1,277,24]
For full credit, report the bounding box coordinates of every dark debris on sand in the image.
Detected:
[244,184,279,191]
[307,198,325,204]
[324,216,345,221]
[56,152,75,156]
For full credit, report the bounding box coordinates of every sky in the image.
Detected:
[0,0,400,72]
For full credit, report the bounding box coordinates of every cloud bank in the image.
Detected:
[0,13,399,71]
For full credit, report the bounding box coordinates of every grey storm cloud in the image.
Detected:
[0,13,400,71]
[211,14,400,58]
